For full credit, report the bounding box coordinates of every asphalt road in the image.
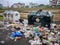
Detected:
[0,29,30,45]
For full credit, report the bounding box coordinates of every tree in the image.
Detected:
[25,6,29,8]
[38,4,45,7]
[0,4,3,9]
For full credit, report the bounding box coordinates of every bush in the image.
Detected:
[0,15,3,20]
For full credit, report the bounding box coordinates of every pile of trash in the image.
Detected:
[4,22,60,45]
[1,18,60,45]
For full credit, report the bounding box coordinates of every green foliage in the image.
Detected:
[56,6,60,9]
[0,4,3,9]
[0,15,3,20]
[0,5,60,13]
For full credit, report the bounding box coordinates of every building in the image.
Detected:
[3,10,20,23]
[57,0,60,5]
[11,3,25,8]
[49,0,57,6]
[29,2,38,8]
[49,0,60,6]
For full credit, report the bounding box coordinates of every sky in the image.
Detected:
[0,0,49,7]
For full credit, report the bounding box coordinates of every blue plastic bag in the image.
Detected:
[10,31,23,38]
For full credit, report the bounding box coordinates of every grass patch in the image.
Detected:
[0,6,60,13]
[0,15,3,20]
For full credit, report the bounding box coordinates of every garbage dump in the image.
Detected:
[0,10,60,45]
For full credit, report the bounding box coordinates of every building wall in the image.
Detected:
[50,0,57,6]
[29,3,38,8]
[12,5,18,8]
[57,0,60,5]
[11,3,25,8]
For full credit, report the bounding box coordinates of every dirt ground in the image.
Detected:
[0,29,29,45]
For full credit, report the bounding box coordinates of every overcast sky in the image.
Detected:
[0,0,49,7]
